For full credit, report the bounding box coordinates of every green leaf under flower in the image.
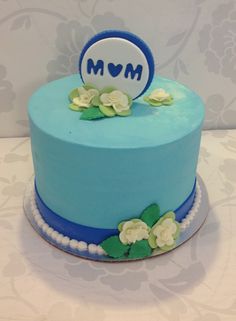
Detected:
[148,233,157,249]
[68,88,79,102]
[100,86,117,94]
[69,103,85,112]
[118,221,125,232]
[128,240,152,259]
[144,95,174,107]
[154,211,175,225]
[162,96,174,105]
[91,95,101,107]
[99,105,116,117]
[100,235,129,258]
[140,203,160,227]
[68,83,134,120]
[80,107,106,120]
[83,83,98,90]
[156,243,176,252]
[116,109,132,117]
[127,95,133,106]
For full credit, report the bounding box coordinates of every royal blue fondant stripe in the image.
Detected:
[35,180,196,245]
[175,179,196,222]
[35,184,117,244]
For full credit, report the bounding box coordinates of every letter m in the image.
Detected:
[124,64,143,81]
[87,59,104,75]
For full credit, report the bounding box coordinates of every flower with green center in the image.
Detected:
[119,219,150,245]
[144,88,173,106]
[149,88,171,102]
[100,90,130,113]
[148,211,180,250]
[73,87,99,108]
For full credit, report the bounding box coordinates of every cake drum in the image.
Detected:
[23,175,209,262]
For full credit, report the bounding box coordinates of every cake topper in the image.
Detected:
[79,30,155,100]
[68,31,173,120]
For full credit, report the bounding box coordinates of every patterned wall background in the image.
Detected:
[0,0,235,137]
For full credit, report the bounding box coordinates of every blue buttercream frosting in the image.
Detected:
[28,75,204,229]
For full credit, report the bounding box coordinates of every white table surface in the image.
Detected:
[0,130,236,321]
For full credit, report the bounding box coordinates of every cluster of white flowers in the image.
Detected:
[72,87,130,113]
[119,214,179,250]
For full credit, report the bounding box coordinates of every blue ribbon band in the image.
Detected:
[35,180,196,245]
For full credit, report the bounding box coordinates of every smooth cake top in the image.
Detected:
[28,74,204,148]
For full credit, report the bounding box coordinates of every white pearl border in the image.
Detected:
[26,181,201,256]
[180,181,201,231]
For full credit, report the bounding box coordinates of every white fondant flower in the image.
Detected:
[100,90,130,113]
[151,214,179,249]
[73,87,99,108]
[119,219,150,245]
[149,88,171,102]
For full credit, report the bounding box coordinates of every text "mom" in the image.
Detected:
[87,59,143,81]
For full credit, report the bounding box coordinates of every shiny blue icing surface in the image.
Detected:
[28,74,204,229]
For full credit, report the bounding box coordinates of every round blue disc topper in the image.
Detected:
[79,30,155,99]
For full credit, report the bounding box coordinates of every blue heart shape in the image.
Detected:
[108,63,123,77]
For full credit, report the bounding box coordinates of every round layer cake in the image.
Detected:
[28,74,204,248]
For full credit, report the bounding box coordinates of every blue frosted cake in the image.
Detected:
[28,31,205,260]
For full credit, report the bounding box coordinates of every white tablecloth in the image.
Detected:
[0,130,236,321]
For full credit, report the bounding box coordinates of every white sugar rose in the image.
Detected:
[149,88,171,102]
[151,217,178,248]
[73,87,99,108]
[119,219,150,245]
[100,90,130,113]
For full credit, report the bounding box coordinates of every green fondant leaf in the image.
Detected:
[148,233,157,249]
[68,88,79,102]
[69,103,84,112]
[158,243,176,252]
[156,211,175,226]
[131,218,142,223]
[116,109,132,117]
[162,101,173,106]
[144,95,174,107]
[173,221,180,239]
[140,203,160,227]
[128,240,152,259]
[100,236,129,258]
[92,95,101,107]
[162,97,174,106]
[99,105,116,117]
[166,96,174,102]
[118,221,125,232]
[80,107,105,120]
[148,100,162,106]
[100,86,117,94]
[83,83,98,90]
[127,95,133,107]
